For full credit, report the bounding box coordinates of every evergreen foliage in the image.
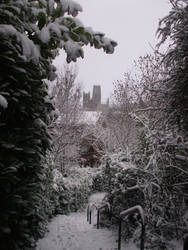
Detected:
[0,1,117,249]
[157,0,188,132]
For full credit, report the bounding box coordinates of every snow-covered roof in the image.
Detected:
[79,111,101,125]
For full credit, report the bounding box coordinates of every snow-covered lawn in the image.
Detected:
[36,193,138,250]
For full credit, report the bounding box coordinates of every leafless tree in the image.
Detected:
[50,64,83,172]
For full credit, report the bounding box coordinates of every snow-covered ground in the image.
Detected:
[36,193,138,250]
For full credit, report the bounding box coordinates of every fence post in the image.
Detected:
[118,218,122,250]
[89,210,92,224]
[87,205,90,222]
[140,221,145,250]
[119,205,145,250]
[97,209,100,229]
[183,235,188,250]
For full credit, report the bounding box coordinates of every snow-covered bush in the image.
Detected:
[92,166,105,192]
[98,132,187,249]
[94,152,144,240]
[133,126,188,250]
[129,104,188,249]
[52,165,95,213]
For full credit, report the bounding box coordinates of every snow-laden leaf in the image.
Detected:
[0,25,40,63]
[38,26,51,43]
[1,227,11,234]
[0,94,8,108]
[63,40,84,62]
[60,0,83,17]
[2,167,18,175]
[70,31,80,41]
[73,26,84,34]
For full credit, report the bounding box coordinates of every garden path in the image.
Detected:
[36,192,138,250]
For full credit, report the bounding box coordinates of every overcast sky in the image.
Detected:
[54,0,171,102]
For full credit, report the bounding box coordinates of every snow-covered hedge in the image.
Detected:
[52,165,96,213]
[95,152,144,238]
[96,147,188,249]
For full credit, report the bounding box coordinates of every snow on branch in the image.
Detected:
[134,107,163,112]
[175,154,188,162]
[126,185,141,191]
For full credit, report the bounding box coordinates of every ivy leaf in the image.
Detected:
[70,31,80,42]
[85,32,92,41]
[73,26,84,34]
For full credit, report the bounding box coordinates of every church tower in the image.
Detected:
[92,85,101,108]
[83,85,107,110]
[83,92,90,109]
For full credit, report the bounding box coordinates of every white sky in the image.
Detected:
[53,0,171,102]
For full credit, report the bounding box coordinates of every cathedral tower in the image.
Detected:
[92,85,101,108]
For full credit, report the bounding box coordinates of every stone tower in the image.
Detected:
[83,85,105,110]
[92,85,101,108]
[83,92,90,109]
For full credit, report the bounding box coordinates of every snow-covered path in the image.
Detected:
[36,193,138,250]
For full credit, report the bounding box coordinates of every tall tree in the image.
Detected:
[51,64,83,171]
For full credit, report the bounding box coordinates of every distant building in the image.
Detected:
[83,85,109,111]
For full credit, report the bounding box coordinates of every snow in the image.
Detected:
[61,0,83,17]
[84,26,94,35]
[63,40,84,62]
[101,37,117,54]
[38,27,51,44]
[89,192,107,206]
[36,193,139,250]
[20,34,40,63]
[48,0,55,14]
[39,23,69,45]
[72,17,84,28]
[36,191,182,250]
[0,94,8,108]
[0,24,17,37]
[117,162,134,169]
[80,111,101,125]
